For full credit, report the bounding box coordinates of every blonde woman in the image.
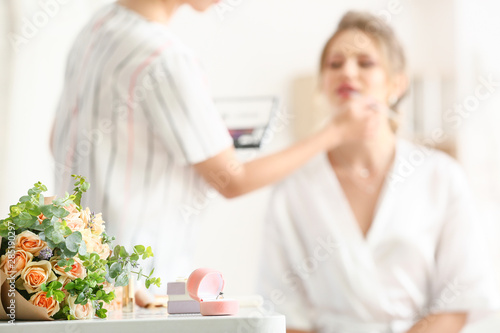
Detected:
[260,11,499,333]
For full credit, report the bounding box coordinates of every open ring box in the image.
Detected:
[186,268,239,316]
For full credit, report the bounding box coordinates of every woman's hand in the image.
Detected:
[324,94,382,149]
[406,313,467,333]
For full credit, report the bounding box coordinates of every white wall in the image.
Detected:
[0,0,114,217]
[455,0,500,290]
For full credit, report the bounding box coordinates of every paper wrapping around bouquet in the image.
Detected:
[0,236,53,321]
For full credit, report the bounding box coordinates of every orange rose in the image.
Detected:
[15,231,47,256]
[51,257,87,280]
[64,204,78,214]
[29,291,60,317]
[16,260,56,294]
[67,296,94,320]
[0,250,33,278]
[82,230,110,260]
[37,212,47,224]
[65,212,85,232]
[16,260,57,293]
[57,275,72,296]
[81,208,106,236]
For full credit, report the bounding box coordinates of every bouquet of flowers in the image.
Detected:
[0,175,160,321]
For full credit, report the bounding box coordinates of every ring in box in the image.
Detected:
[186,268,239,316]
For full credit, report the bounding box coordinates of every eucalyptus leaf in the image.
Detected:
[53,206,69,219]
[66,231,82,252]
[28,206,42,217]
[133,245,145,254]
[75,292,86,305]
[119,246,129,258]
[115,272,129,287]
[16,214,37,229]
[78,242,87,256]
[109,262,121,279]
[40,205,55,218]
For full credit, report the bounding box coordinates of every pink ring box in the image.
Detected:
[187,268,239,316]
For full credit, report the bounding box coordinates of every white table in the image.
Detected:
[0,307,286,333]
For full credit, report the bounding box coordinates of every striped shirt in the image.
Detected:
[52,3,232,290]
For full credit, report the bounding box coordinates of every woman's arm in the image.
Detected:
[194,98,377,198]
[194,123,339,198]
[406,313,467,333]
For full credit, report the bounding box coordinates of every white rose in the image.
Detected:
[67,296,94,320]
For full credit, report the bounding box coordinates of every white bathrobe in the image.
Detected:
[260,140,499,333]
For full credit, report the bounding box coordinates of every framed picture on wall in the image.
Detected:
[215,96,280,149]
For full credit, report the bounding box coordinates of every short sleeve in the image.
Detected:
[143,50,232,165]
[430,162,500,323]
[258,186,315,331]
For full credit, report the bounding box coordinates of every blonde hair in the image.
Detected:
[319,11,407,131]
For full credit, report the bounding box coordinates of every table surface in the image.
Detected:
[0,307,286,333]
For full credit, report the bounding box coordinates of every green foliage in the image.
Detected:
[106,244,160,288]
[41,281,65,303]
[71,175,90,207]
[0,175,161,320]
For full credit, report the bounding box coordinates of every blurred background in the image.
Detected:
[1,0,500,330]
